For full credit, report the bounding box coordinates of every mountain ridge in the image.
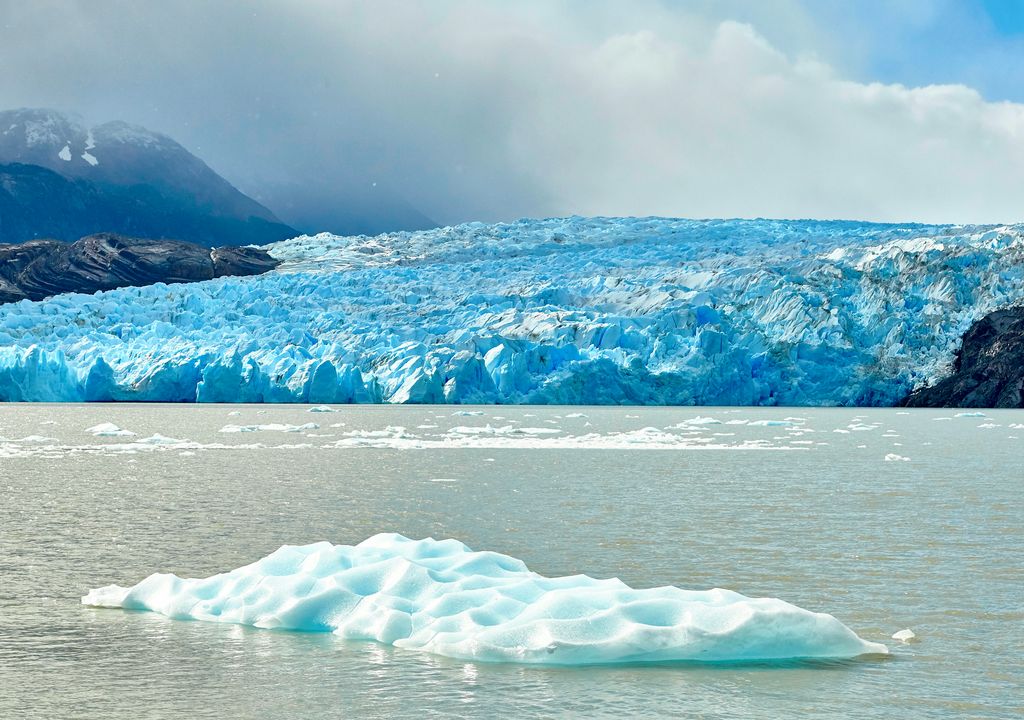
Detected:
[0,109,296,246]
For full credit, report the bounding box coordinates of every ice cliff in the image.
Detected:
[2,217,1024,404]
[83,533,887,664]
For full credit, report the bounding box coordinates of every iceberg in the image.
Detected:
[4,217,1024,404]
[82,533,886,665]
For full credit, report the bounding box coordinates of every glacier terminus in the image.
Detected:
[1,217,1022,405]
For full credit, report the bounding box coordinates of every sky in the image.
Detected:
[2,0,1024,231]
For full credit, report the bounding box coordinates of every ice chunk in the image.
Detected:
[85,422,135,437]
[955,412,987,417]
[135,434,185,445]
[891,628,916,642]
[82,533,887,665]
[219,423,319,433]
[884,453,910,462]
[308,405,336,413]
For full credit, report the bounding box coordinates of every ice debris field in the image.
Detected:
[1,404,1016,460]
[3,217,1024,404]
[83,533,887,665]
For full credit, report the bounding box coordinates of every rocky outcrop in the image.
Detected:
[0,232,279,303]
[901,306,1024,408]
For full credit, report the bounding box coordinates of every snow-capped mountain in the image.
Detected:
[0,216,1021,404]
[0,108,295,245]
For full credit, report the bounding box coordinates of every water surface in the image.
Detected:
[1,404,1021,718]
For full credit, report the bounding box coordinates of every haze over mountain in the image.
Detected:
[0,108,296,246]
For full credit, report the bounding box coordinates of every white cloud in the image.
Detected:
[2,1,1023,225]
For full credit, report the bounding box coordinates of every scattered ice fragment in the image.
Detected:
[749,420,793,427]
[58,144,71,161]
[82,533,888,665]
[227,411,241,416]
[452,410,484,416]
[135,434,185,445]
[955,412,986,418]
[220,423,319,433]
[565,412,588,418]
[884,453,910,462]
[85,422,135,437]
[308,405,336,413]
[428,478,458,483]
[13,435,55,443]
[892,629,916,642]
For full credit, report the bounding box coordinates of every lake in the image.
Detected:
[1,404,1021,718]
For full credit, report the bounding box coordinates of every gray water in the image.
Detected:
[1,404,1021,718]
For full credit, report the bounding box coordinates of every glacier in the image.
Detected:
[82,533,887,665]
[3,216,1024,404]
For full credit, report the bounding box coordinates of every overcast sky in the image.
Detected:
[3,0,1024,230]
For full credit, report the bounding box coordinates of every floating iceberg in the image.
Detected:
[5,217,1024,404]
[82,533,887,665]
[84,422,135,437]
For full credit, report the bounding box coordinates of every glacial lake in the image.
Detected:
[1,404,1021,718]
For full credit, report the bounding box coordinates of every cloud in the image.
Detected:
[1,0,1023,228]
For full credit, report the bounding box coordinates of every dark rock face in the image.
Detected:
[0,233,279,304]
[901,306,1024,408]
[0,109,296,246]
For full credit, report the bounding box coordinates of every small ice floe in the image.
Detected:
[179,451,196,457]
[13,435,56,443]
[85,423,135,437]
[884,453,910,462]
[977,423,1000,429]
[135,434,185,445]
[892,628,916,642]
[955,412,986,418]
[452,410,484,416]
[308,405,336,413]
[932,417,952,422]
[564,412,588,418]
[40,420,58,425]
[220,423,319,433]
[749,419,793,427]
[428,478,458,483]
[228,411,241,416]
[676,416,721,426]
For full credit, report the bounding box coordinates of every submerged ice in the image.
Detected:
[4,217,1024,404]
[83,533,887,665]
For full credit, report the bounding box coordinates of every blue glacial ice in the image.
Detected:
[82,533,887,664]
[4,217,1024,404]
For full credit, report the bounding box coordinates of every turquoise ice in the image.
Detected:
[4,217,1024,403]
[82,533,887,665]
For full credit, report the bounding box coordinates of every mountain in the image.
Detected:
[0,109,295,245]
[0,217,1022,403]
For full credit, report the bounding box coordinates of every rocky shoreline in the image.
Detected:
[901,306,1024,409]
